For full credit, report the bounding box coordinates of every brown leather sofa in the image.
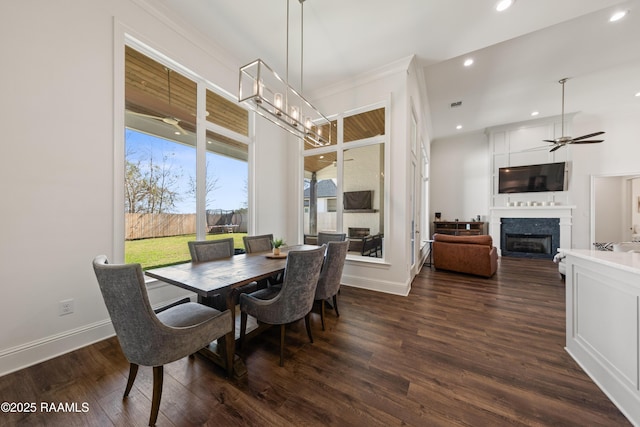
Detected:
[432,234,498,278]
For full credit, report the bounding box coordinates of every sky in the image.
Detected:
[126,129,247,213]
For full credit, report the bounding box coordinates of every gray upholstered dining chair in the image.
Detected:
[188,237,234,262]
[92,255,233,426]
[242,234,274,253]
[317,231,346,246]
[314,240,349,330]
[239,245,326,366]
[187,238,256,310]
[243,233,279,287]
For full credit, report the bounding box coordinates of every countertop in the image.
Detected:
[564,248,640,275]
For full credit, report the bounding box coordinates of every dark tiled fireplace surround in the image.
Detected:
[500,217,560,259]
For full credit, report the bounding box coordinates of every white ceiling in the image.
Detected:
[155,0,640,140]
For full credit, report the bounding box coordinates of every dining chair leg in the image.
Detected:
[333,294,340,317]
[149,365,163,426]
[123,363,138,398]
[239,312,247,350]
[320,300,326,331]
[279,324,286,367]
[305,313,314,343]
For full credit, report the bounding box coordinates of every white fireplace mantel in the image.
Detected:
[489,206,575,255]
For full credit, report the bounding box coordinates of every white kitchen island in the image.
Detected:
[565,249,640,426]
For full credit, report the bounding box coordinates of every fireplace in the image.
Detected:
[500,218,559,259]
[505,234,552,256]
[489,205,574,258]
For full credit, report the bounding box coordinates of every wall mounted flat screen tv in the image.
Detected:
[498,162,567,193]
[344,190,372,210]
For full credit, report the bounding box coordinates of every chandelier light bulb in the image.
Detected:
[290,105,300,125]
[274,93,283,116]
[254,78,264,103]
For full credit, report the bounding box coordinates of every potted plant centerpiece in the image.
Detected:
[272,238,285,256]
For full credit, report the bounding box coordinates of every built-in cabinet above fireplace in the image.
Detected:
[487,115,576,255]
[488,116,573,209]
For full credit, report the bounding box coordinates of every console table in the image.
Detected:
[433,221,486,236]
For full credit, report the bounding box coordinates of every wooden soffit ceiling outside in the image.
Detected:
[126,46,386,168]
[124,46,248,141]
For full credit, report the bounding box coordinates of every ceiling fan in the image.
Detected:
[544,78,604,152]
[127,111,188,135]
[127,67,188,135]
[317,157,354,167]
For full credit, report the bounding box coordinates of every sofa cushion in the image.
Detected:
[433,233,493,247]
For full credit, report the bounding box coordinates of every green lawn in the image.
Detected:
[125,233,247,270]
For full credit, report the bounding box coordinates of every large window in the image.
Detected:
[124,46,249,269]
[303,106,386,258]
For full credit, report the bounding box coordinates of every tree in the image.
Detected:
[125,160,145,213]
[187,160,220,209]
[124,151,183,214]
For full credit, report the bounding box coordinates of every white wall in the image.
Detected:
[311,57,428,295]
[430,131,490,234]
[593,177,625,242]
[0,0,292,375]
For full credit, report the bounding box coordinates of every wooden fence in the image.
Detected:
[126,213,196,240]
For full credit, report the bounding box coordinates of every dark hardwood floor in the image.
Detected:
[0,257,630,426]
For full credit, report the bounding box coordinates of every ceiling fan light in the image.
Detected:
[609,10,627,22]
[496,0,514,12]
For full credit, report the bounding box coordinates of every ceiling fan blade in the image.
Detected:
[549,144,563,152]
[128,111,163,120]
[173,122,187,134]
[521,145,550,152]
[572,131,605,141]
[571,140,604,144]
[543,139,557,143]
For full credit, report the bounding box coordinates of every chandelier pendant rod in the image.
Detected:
[300,0,304,94]
[560,78,567,137]
[286,0,290,107]
[238,0,331,146]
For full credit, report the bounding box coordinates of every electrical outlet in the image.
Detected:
[59,299,74,316]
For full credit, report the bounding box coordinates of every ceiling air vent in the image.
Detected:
[450,101,462,108]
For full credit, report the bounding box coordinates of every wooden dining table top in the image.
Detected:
[144,244,318,297]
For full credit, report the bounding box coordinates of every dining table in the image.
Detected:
[145,244,319,378]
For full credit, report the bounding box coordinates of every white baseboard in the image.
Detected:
[0,294,195,377]
[341,273,410,296]
[0,320,115,377]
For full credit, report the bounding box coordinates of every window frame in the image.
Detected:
[301,101,389,262]
[116,33,251,267]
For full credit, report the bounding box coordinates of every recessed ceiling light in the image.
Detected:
[496,0,514,12]
[610,10,628,22]
[531,111,539,116]
[635,92,640,97]
[174,131,181,135]
[456,125,463,130]
[463,58,474,67]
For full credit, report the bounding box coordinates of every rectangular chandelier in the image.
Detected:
[239,59,332,147]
